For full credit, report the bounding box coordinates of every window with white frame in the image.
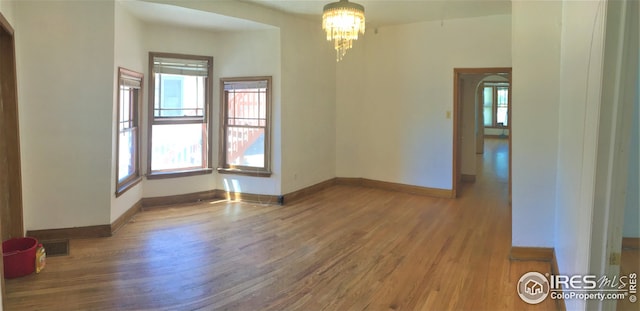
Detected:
[148,53,213,178]
[482,82,509,128]
[116,67,143,196]
[218,77,272,177]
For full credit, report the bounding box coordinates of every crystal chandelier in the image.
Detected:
[322,0,365,62]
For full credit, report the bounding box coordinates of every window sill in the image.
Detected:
[116,176,142,197]
[146,168,213,180]
[217,168,272,178]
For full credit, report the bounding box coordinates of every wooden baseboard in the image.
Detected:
[27,225,112,241]
[335,177,363,186]
[216,189,280,205]
[461,174,476,183]
[335,177,453,198]
[141,190,220,208]
[111,199,142,234]
[509,247,554,261]
[26,178,454,240]
[622,237,640,249]
[282,178,337,205]
[510,247,565,310]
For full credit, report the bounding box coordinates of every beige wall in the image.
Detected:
[13,0,333,227]
[110,1,146,222]
[279,15,336,194]
[336,14,512,190]
[0,0,12,25]
[511,0,561,248]
[15,0,115,230]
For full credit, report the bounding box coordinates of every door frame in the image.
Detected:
[452,67,512,198]
[0,11,25,308]
[0,12,24,238]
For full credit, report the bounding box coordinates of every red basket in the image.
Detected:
[3,237,38,278]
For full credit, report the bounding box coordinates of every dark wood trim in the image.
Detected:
[146,168,213,180]
[115,67,143,197]
[147,52,214,177]
[141,189,220,208]
[622,237,640,249]
[461,174,476,183]
[27,225,112,241]
[216,168,272,177]
[282,178,337,205]
[453,70,461,197]
[483,134,509,139]
[116,177,142,198]
[335,177,453,198]
[218,76,273,175]
[111,200,143,234]
[334,177,362,186]
[0,10,24,240]
[216,189,280,205]
[509,247,554,261]
[1,15,20,308]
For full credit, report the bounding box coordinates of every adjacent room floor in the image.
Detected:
[5,139,557,310]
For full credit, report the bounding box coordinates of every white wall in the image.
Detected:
[14,1,115,230]
[511,1,561,247]
[147,0,336,196]
[461,76,480,176]
[216,29,282,196]
[140,23,281,198]
[336,14,511,190]
[110,1,146,223]
[0,0,12,25]
[555,1,607,309]
[279,16,336,194]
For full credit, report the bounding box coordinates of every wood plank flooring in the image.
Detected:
[618,249,640,311]
[5,139,556,310]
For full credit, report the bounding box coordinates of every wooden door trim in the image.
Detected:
[0,12,24,237]
[0,11,22,311]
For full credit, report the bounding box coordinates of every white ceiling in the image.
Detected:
[120,0,511,32]
[119,0,276,31]
[241,0,511,27]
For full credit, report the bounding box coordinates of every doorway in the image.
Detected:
[452,68,512,199]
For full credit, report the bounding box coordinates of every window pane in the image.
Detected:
[483,86,494,127]
[497,87,508,107]
[226,87,267,127]
[118,128,136,182]
[483,87,493,107]
[226,127,265,168]
[151,123,205,171]
[483,107,493,127]
[497,107,508,126]
[154,74,205,118]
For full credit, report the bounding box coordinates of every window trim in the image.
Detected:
[217,76,272,177]
[147,52,214,178]
[115,67,143,197]
[482,81,510,129]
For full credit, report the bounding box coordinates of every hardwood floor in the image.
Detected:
[618,249,640,311]
[5,139,555,310]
